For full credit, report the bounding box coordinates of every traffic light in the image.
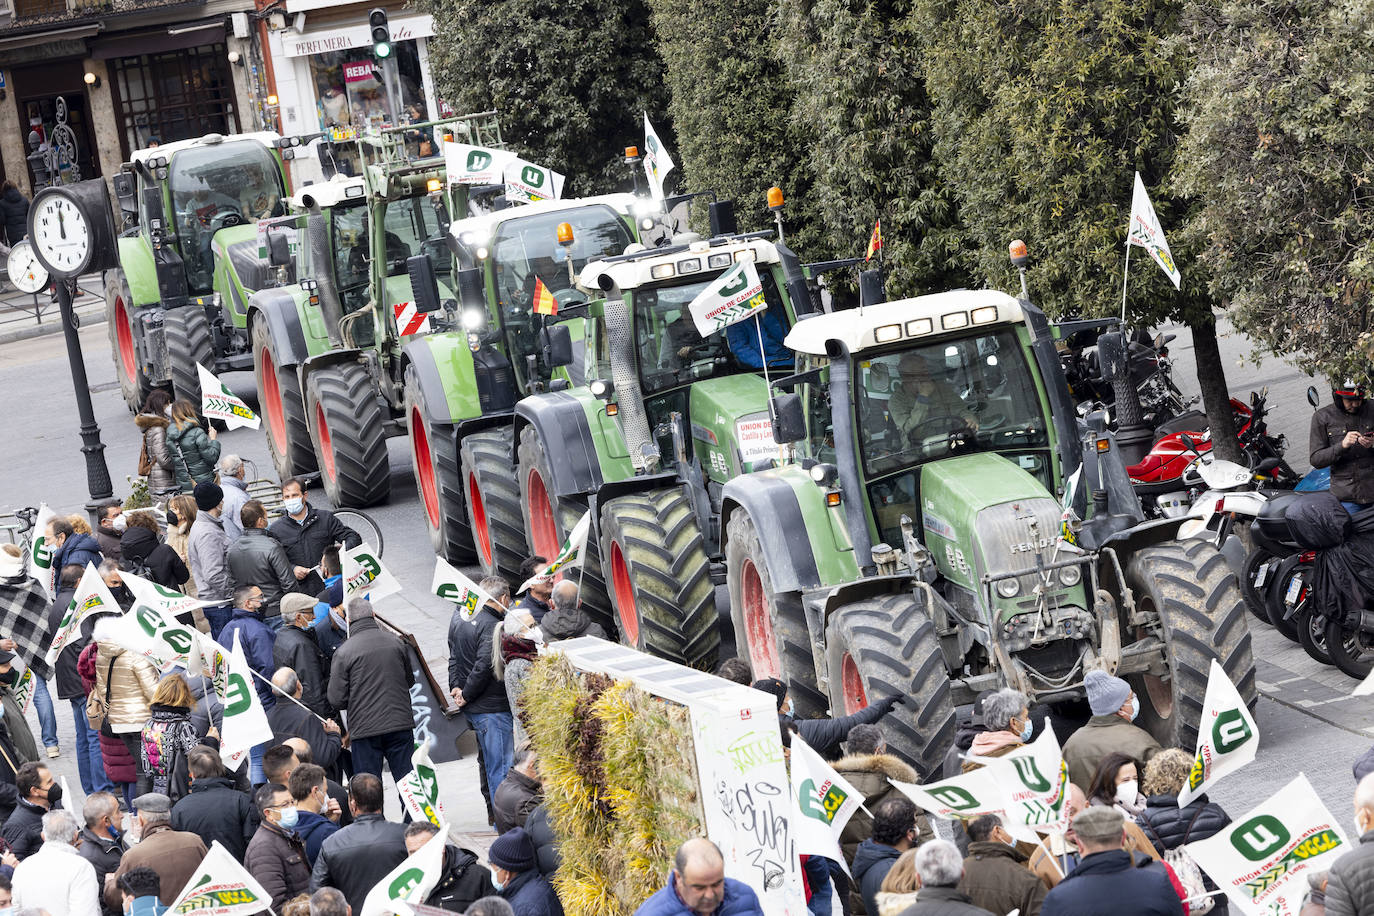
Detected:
[369,8,392,59]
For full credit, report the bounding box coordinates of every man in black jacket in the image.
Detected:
[308,774,407,912]
[267,669,344,778]
[404,821,494,912]
[169,748,255,861]
[493,748,541,834]
[228,502,299,620]
[268,479,360,596]
[274,594,334,718]
[447,577,513,808]
[326,600,413,782]
[1311,381,1374,513]
[78,792,126,915]
[753,677,904,761]
[1,762,58,858]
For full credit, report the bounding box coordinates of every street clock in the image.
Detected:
[27,179,119,279]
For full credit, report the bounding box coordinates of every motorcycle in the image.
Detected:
[1062,327,1193,429]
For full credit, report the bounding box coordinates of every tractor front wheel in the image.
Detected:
[252,319,315,479]
[163,306,215,407]
[824,593,956,779]
[306,361,390,507]
[105,270,150,412]
[1126,539,1257,752]
[600,486,719,668]
[460,428,527,583]
[724,511,824,716]
[404,366,474,564]
[517,425,610,631]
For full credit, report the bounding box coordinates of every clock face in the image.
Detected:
[6,240,49,294]
[29,192,91,278]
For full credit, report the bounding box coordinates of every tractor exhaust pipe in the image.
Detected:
[824,338,876,575]
[596,273,659,471]
[303,196,345,349]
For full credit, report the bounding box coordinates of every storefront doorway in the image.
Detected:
[10,60,99,186]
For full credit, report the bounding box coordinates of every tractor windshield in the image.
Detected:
[380,194,448,281]
[632,270,792,395]
[169,141,284,292]
[491,205,631,316]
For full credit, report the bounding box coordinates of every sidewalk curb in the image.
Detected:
[0,312,106,346]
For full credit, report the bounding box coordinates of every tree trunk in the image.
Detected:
[1191,312,1241,462]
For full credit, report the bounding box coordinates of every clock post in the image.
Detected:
[27,179,120,524]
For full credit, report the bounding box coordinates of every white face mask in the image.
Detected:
[1358,812,1370,836]
[1115,779,1139,805]
[524,626,543,643]
[111,515,127,533]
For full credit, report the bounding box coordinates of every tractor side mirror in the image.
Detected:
[540,323,573,368]
[770,393,806,444]
[407,255,443,314]
[709,200,737,237]
[1096,330,1125,384]
[141,186,166,235]
[1307,385,1320,408]
[456,267,485,311]
[113,172,137,217]
[268,231,292,267]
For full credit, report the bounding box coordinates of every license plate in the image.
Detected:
[1286,574,1303,604]
[1253,561,1270,589]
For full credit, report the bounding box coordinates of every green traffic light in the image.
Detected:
[374,40,392,58]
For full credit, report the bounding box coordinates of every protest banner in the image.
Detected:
[45,562,119,665]
[431,557,496,622]
[167,841,273,916]
[343,542,403,603]
[398,742,445,827]
[790,735,863,874]
[219,631,274,771]
[360,826,447,916]
[1179,659,1259,807]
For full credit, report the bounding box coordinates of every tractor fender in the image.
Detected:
[402,336,480,426]
[246,288,311,367]
[720,474,822,594]
[118,236,160,307]
[513,393,604,499]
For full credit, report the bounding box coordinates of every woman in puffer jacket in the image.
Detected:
[1136,747,1233,915]
[80,640,139,812]
[138,674,200,803]
[92,619,159,804]
[135,389,179,500]
[165,399,220,493]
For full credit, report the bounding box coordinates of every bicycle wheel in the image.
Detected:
[334,508,383,556]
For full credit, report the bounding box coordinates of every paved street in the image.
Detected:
[0,308,1368,847]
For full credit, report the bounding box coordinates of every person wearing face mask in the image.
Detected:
[267,479,361,598]
[1027,785,1161,890]
[76,792,126,910]
[493,604,539,746]
[245,783,312,909]
[1086,753,1145,818]
[104,793,206,913]
[962,688,1033,773]
[113,867,167,916]
[752,677,904,763]
[1327,773,1374,916]
[10,809,99,916]
[134,389,178,502]
[2,762,62,858]
[487,827,562,916]
[95,502,126,564]
[448,577,514,815]
[274,595,335,720]
[1062,670,1162,793]
[959,814,1048,916]
[1135,748,1232,915]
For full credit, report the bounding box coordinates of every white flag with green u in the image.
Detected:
[687,259,767,336]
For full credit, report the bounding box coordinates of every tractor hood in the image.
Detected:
[685,373,778,477]
[917,452,1087,622]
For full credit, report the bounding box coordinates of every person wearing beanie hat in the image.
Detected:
[188,481,232,638]
[274,593,334,719]
[1062,670,1162,792]
[487,827,562,916]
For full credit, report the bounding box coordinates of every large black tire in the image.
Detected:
[1262,554,1302,642]
[252,319,316,479]
[599,487,719,669]
[105,269,150,413]
[404,366,475,564]
[517,425,610,631]
[724,511,825,716]
[824,593,956,779]
[163,306,215,407]
[305,361,390,508]
[1126,539,1257,752]
[1240,546,1275,624]
[1324,618,1374,679]
[460,428,527,583]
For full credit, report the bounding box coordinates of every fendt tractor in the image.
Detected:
[499,193,845,667]
[246,114,505,508]
[105,131,299,411]
[714,276,1257,776]
[408,190,652,569]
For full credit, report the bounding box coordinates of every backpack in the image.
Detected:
[1143,809,1216,915]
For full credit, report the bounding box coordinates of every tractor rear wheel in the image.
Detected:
[600,487,719,668]
[725,511,825,716]
[517,425,610,631]
[1126,539,1257,752]
[105,270,150,413]
[824,593,956,779]
[252,319,315,478]
[460,428,527,583]
[164,306,215,407]
[404,366,475,564]
[306,361,390,508]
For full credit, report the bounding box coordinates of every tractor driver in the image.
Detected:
[888,350,977,441]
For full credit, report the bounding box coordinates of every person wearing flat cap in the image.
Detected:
[488,826,562,916]
[1061,670,1162,792]
[105,792,207,913]
[274,593,335,719]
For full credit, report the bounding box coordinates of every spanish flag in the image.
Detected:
[533,277,557,315]
[865,219,883,261]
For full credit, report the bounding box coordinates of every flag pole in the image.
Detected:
[1119,242,1131,324]
[241,665,332,727]
[755,314,775,428]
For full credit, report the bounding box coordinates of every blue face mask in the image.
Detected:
[1018,717,1034,742]
[491,875,505,892]
[1128,695,1140,722]
[277,807,299,830]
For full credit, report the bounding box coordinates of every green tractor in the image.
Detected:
[716,285,1257,776]
[407,192,651,568]
[503,198,830,668]
[246,114,503,507]
[105,131,299,412]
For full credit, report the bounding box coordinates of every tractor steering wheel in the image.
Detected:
[905,415,976,446]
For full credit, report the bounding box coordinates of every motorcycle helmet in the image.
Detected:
[1333,380,1366,401]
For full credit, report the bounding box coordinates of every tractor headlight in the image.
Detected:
[809,463,838,486]
[1058,565,1082,587]
[462,308,486,331]
[996,577,1021,599]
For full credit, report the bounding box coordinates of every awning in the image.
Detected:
[280,12,432,57]
[91,21,226,59]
